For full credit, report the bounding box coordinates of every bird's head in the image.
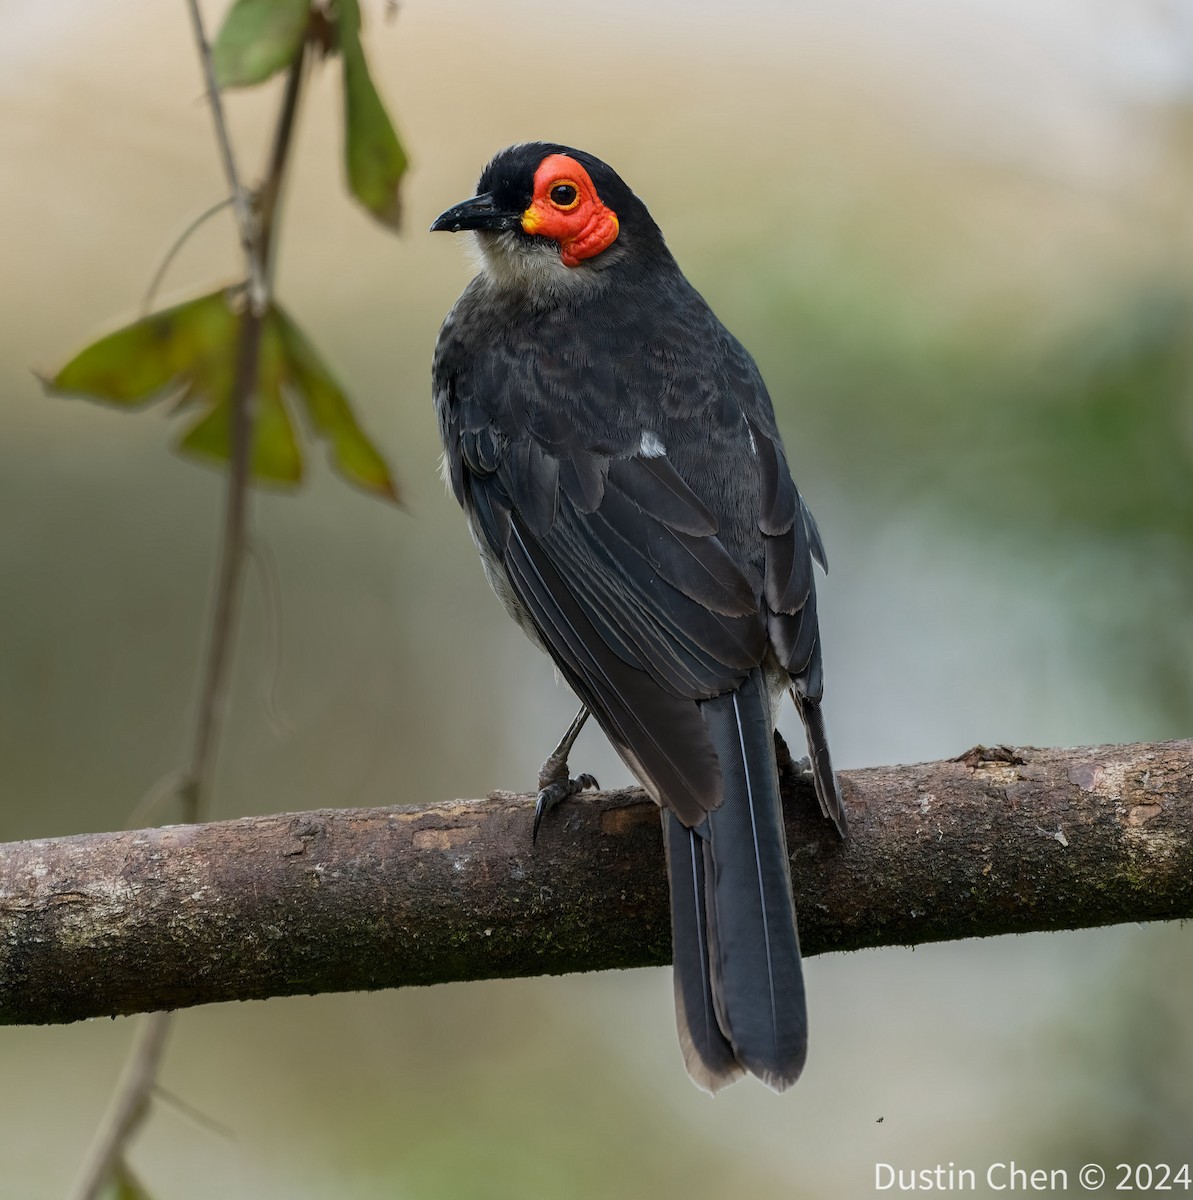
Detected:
[431,143,664,293]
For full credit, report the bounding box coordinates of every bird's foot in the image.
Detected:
[533,755,599,844]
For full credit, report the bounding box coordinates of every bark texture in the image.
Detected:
[1,738,1189,1026]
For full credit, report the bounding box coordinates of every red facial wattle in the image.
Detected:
[521,153,620,267]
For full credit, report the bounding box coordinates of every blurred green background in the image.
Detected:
[3,0,1192,1195]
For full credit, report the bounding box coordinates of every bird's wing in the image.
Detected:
[749,412,825,698]
[731,344,847,836]
[708,331,824,699]
[438,364,767,825]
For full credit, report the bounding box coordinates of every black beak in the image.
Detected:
[430,193,522,234]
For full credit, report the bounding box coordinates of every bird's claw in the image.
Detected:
[773,728,814,808]
[532,772,599,844]
[773,729,809,778]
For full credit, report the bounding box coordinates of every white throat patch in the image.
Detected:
[471,230,604,300]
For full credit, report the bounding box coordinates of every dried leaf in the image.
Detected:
[339,0,407,230]
[213,0,311,89]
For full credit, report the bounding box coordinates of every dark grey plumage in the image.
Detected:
[432,143,846,1091]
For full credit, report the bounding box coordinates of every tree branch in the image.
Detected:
[3,739,1189,1026]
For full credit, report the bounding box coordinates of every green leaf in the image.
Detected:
[339,0,407,230]
[48,294,396,501]
[109,1161,154,1200]
[50,292,238,407]
[274,304,400,502]
[177,311,303,483]
[49,290,303,488]
[212,0,311,89]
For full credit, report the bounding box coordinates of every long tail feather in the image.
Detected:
[664,667,808,1091]
[663,811,742,1093]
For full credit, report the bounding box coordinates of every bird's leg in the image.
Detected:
[773,727,813,797]
[533,706,599,843]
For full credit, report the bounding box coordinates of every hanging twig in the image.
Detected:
[67,1014,173,1199]
[183,0,266,315]
[180,43,307,831]
[64,16,311,1200]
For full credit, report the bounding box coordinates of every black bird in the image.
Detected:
[431,143,847,1092]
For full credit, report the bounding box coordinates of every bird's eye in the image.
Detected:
[548,182,579,209]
